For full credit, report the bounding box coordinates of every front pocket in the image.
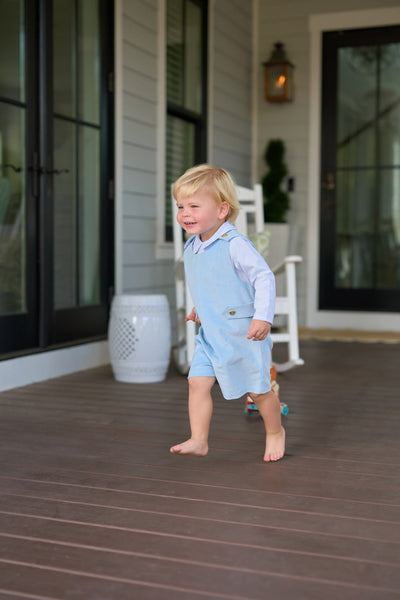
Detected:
[224,303,254,319]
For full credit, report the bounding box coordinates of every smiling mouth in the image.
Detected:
[184,222,197,226]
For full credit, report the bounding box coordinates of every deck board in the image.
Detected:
[0,340,399,599]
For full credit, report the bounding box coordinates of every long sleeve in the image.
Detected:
[229,236,275,324]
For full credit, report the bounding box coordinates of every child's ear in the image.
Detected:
[219,201,230,220]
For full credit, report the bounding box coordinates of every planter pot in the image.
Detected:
[108,294,171,383]
[265,223,290,269]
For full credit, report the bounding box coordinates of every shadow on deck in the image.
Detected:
[0,339,399,599]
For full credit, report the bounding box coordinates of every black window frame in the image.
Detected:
[165,0,208,242]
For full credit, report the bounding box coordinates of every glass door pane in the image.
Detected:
[377,43,400,290]
[52,0,102,311]
[335,46,377,290]
[0,0,25,102]
[337,46,377,168]
[0,0,112,355]
[336,41,400,293]
[53,0,76,118]
[320,27,400,312]
[0,105,26,315]
[0,0,26,318]
[78,0,100,124]
[166,115,195,240]
[184,1,203,113]
[53,118,77,309]
[335,169,375,289]
[79,125,100,305]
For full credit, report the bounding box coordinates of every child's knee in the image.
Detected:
[188,376,215,393]
[248,389,276,402]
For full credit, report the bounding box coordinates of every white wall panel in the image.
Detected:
[210,0,253,186]
[117,0,174,305]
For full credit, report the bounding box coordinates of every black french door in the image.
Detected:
[320,26,400,312]
[0,0,114,355]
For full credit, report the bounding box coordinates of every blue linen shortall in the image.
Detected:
[184,229,273,400]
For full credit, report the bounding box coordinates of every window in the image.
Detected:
[165,0,207,242]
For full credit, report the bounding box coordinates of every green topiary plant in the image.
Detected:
[261,139,290,223]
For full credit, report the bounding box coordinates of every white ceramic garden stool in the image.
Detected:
[108,294,171,383]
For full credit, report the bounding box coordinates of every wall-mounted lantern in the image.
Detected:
[263,42,294,103]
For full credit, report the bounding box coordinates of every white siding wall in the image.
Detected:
[117,0,254,341]
[210,0,253,186]
[0,0,255,391]
[117,0,175,309]
[257,0,400,327]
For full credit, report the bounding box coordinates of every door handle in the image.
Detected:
[28,165,69,175]
[28,152,70,197]
[3,164,23,172]
[46,168,70,175]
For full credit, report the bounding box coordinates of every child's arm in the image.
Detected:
[230,236,276,332]
[247,319,271,341]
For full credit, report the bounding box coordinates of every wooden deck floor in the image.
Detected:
[0,340,399,600]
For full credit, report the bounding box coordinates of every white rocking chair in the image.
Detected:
[172,183,304,374]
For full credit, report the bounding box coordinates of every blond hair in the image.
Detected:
[172,164,240,223]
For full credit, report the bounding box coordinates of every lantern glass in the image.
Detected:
[263,43,294,103]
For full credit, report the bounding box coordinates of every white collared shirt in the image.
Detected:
[190,222,275,323]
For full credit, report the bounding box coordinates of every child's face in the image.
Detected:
[176,189,229,242]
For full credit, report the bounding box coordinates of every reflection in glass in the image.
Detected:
[166,115,194,240]
[167,0,203,113]
[53,0,102,310]
[78,0,100,124]
[337,46,376,168]
[379,43,400,166]
[0,0,25,102]
[79,126,100,305]
[0,104,26,315]
[335,41,400,292]
[167,0,184,106]
[184,1,202,113]
[335,169,375,289]
[53,0,76,118]
[377,169,400,289]
[53,118,77,309]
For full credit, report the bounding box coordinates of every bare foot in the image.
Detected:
[170,438,208,456]
[264,427,285,462]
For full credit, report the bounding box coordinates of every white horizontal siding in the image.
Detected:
[123,70,158,101]
[116,0,255,344]
[210,0,253,186]
[123,191,156,219]
[122,90,156,123]
[123,117,157,147]
[122,41,157,75]
[117,0,174,312]
[123,0,157,26]
[123,143,156,172]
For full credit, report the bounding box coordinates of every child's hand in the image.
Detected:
[185,307,201,325]
[247,319,271,341]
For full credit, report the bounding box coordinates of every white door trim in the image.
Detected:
[307,7,400,332]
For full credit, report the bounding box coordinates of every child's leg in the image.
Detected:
[170,376,215,456]
[248,390,285,462]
